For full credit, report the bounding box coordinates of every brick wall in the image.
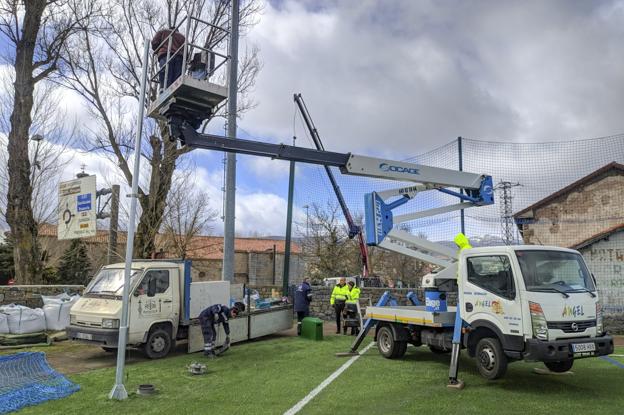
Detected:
[0,285,84,308]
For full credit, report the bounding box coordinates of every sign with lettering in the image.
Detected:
[58,175,97,240]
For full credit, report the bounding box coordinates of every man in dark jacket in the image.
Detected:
[198,302,244,358]
[151,26,186,90]
[294,278,312,335]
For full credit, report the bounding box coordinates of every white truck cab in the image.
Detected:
[458,245,612,377]
[365,245,614,380]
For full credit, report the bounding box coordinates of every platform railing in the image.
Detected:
[148,15,230,100]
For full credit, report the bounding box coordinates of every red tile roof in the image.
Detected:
[38,224,300,260]
[514,162,624,218]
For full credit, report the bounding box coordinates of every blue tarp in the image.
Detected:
[0,352,79,414]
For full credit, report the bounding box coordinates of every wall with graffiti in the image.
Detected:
[580,230,624,314]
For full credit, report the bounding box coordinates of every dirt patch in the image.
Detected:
[613,335,624,346]
[0,341,190,375]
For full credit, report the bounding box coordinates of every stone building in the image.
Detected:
[36,224,305,285]
[514,162,624,317]
[514,162,624,247]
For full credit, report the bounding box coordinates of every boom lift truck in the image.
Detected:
[148,30,614,388]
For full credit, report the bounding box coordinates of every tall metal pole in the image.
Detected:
[109,41,149,401]
[222,0,239,283]
[458,137,465,235]
[282,137,296,294]
[107,184,120,265]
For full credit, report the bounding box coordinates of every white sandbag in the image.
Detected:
[44,295,79,331]
[41,292,72,305]
[0,313,9,334]
[5,305,46,334]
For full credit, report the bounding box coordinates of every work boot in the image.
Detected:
[204,350,216,359]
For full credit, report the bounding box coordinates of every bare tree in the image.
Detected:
[160,175,218,258]
[58,0,262,259]
[0,71,77,227]
[0,0,92,283]
[298,202,362,281]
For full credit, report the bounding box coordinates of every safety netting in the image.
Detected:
[0,352,79,414]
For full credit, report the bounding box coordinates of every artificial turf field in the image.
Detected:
[12,336,624,415]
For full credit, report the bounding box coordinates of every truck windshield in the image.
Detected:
[515,250,595,293]
[86,269,141,295]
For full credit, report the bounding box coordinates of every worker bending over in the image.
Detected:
[344,281,361,335]
[198,302,245,358]
[330,277,349,334]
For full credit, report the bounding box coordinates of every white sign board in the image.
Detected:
[58,175,97,240]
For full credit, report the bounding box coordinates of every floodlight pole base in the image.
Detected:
[109,383,128,400]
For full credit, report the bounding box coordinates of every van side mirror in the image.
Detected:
[147,276,157,297]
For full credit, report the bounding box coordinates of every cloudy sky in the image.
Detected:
[2,0,624,238]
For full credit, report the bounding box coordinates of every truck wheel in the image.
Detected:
[429,345,451,354]
[544,360,573,373]
[143,328,172,359]
[476,337,507,380]
[377,325,407,359]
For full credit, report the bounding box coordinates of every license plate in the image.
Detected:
[572,342,595,353]
[75,332,93,341]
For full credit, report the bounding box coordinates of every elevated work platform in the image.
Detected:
[147,75,227,121]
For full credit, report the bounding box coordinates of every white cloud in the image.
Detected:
[241,0,624,157]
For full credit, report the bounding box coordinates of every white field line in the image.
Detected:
[283,342,376,415]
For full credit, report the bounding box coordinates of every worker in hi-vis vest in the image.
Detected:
[454,232,473,251]
[344,281,361,335]
[330,277,350,334]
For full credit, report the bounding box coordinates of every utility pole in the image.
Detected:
[222,0,239,283]
[109,40,149,401]
[282,136,296,294]
[107,185,120,264]
[458,136,465,235]
[495,181,521,245]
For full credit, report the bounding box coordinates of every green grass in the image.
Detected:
[12,337,624,415]
[302,345,624,415]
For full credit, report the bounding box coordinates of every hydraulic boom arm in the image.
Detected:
[293,93,370,277]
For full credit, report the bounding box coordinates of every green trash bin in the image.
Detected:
[301,317,323,341]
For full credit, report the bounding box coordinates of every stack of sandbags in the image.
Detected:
[42,294,80,331]
[2,304,46,334]
[0,312,9,334]
[41,293,72,304]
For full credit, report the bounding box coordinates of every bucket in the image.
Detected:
[425,291,447,312]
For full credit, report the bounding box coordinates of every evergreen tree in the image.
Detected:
[0,234,15,284]
[56,239,92,285]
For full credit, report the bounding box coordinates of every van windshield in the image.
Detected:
[515,250,595,293]
[86,269,141,296]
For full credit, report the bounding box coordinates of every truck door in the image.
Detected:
[462,255,523,338]
[129,269,176,342]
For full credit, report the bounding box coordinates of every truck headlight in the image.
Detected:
[70,314,77,324]
[529,301,548,341]
[102,319,120,329]
[596,302,603,335]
